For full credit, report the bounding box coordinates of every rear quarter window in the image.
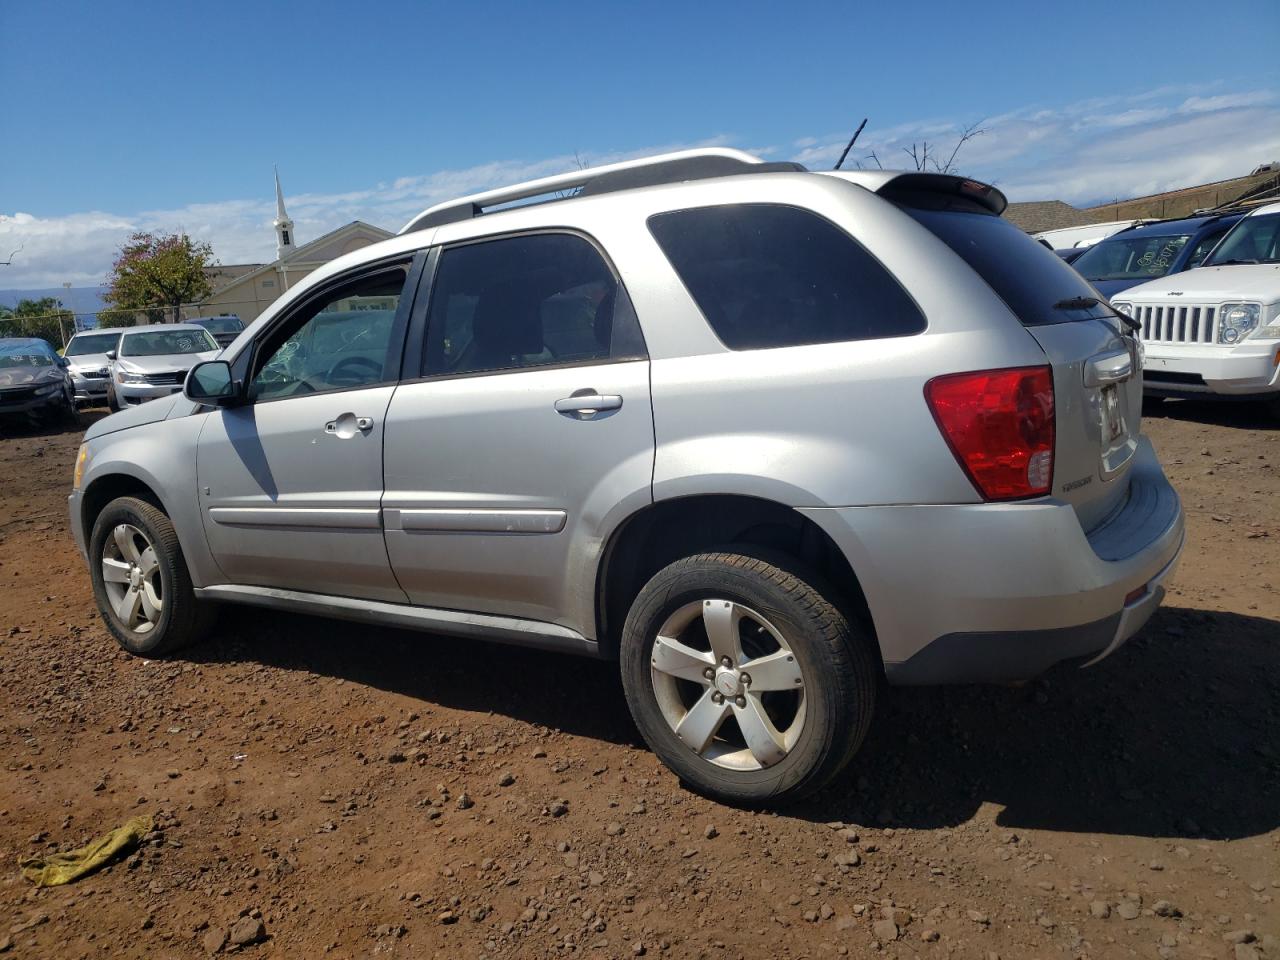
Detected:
[648,204,925,350]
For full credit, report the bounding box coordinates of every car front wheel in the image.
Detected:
[620,551,878,806]
[88,496,214,656]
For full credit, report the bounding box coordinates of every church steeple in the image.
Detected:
[273,166,295,258]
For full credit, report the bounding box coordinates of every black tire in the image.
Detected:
[620,551,878,806]
[88,496,215,656]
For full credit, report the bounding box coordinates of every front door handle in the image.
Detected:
[324,413,375,437]
[554,393,623,420]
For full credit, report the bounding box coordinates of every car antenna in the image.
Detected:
[834,118,868,171]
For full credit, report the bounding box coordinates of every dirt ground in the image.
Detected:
[0,401,1276,960]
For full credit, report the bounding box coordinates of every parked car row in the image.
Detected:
[1065,203,1280,416]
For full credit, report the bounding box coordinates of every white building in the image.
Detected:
[196,170,393,324]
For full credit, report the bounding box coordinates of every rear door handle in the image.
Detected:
[324,413,375,437]
[1083,349,1133,387]
[554,393,623,419]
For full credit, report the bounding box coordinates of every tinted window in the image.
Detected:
[65,333,121,356]
[1185,226,1230,268]
[1073,233,1191,281]
[901,204,1111,325]
[251,265,409,399]
[648,204,924,350]
[195,317,244,334]
[1203,212,1280,265]
[424,233,643,377]
[120,329,218,356]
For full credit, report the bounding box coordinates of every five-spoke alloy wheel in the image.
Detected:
[88,496,214,656]
[622,551,878,806]
[100,523,164,634]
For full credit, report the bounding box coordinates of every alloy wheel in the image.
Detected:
[650,599,806,771]
[100,523,163,634]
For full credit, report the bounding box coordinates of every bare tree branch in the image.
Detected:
[0,242,22,266]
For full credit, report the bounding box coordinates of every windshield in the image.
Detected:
[120,329,217,357]
[1204,212,1280,265]
[0,343,55,368]
[65,333,121,356]
[1072,233,1191,281]
[194,317,243,334]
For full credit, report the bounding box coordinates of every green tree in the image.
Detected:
[103,232,215,324]
[0,297,73,348]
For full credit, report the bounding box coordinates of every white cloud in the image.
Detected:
[2,87,1277,291]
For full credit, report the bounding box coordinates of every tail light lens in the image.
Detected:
[925,366,1055,501]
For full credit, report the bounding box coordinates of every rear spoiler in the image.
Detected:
[820,170,1008,216]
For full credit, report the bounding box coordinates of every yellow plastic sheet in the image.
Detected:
[18,815,153,887]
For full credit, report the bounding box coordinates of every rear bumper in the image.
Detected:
[800,436,1184,685]
[1143,341,1280,397]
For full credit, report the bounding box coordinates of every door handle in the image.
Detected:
[324,413,375,437]
[554,393,623,420]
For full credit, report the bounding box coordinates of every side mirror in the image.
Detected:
[58,356,71,368]
[105,349,117,361]
[184,360,241,406]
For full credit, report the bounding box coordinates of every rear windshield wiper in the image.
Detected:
[1055,295,1142,333]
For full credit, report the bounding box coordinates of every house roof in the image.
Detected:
[207,221,394,296]
[1003,200,1097,233]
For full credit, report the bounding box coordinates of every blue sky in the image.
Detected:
[2,0,1278,288]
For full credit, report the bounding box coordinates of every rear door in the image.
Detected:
[381,231,653,628]
[897,199,1142,530]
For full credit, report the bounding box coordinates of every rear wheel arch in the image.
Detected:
[595,494,878,663]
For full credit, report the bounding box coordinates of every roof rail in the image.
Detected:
[399,148,773,234]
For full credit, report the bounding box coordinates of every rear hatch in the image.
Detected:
[883,177,1143,531]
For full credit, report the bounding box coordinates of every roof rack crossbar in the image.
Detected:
[400,147,766,234]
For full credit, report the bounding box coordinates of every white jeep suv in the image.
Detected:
[1112,201,1280,417]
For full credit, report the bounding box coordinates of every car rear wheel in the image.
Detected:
[89,496,215,656]
[620,551,877,806]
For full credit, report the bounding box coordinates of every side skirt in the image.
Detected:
[194,584,600,658]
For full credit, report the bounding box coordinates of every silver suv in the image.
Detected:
[69,149,1184,804]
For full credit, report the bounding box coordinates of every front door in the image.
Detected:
[197,259,417,602]
[381,232,653,629]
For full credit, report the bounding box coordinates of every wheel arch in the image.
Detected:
[595,493,878,664]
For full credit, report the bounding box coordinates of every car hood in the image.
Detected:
[1120,263,1280,302]
[114,351,219,373]
[65,352,113,372]
[84,392,183,440]
[0,365,64,388]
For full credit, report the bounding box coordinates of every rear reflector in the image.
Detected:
[925,366,1056,501]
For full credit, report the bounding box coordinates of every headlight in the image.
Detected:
[116,370,147,385]
[34,383,61,396]
[73,444,90,490]
[1111,301,1133,316]
[1249,304,1280,341]
[1218,302,1260,344]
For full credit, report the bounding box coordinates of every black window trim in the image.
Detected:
[234,250,428,405]
[645,201,928,353]
[400,226,648,386]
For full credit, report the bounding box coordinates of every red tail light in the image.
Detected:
[925,366,1055,501]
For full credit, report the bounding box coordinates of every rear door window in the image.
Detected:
[891,192,1114,325]
[422,232,645,377]
[648,204,924,350]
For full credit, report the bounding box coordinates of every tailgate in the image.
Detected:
[1023,317,1142,530]
[884,179,1143,531]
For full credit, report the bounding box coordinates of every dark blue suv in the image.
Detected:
[1071,212,1244,299]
